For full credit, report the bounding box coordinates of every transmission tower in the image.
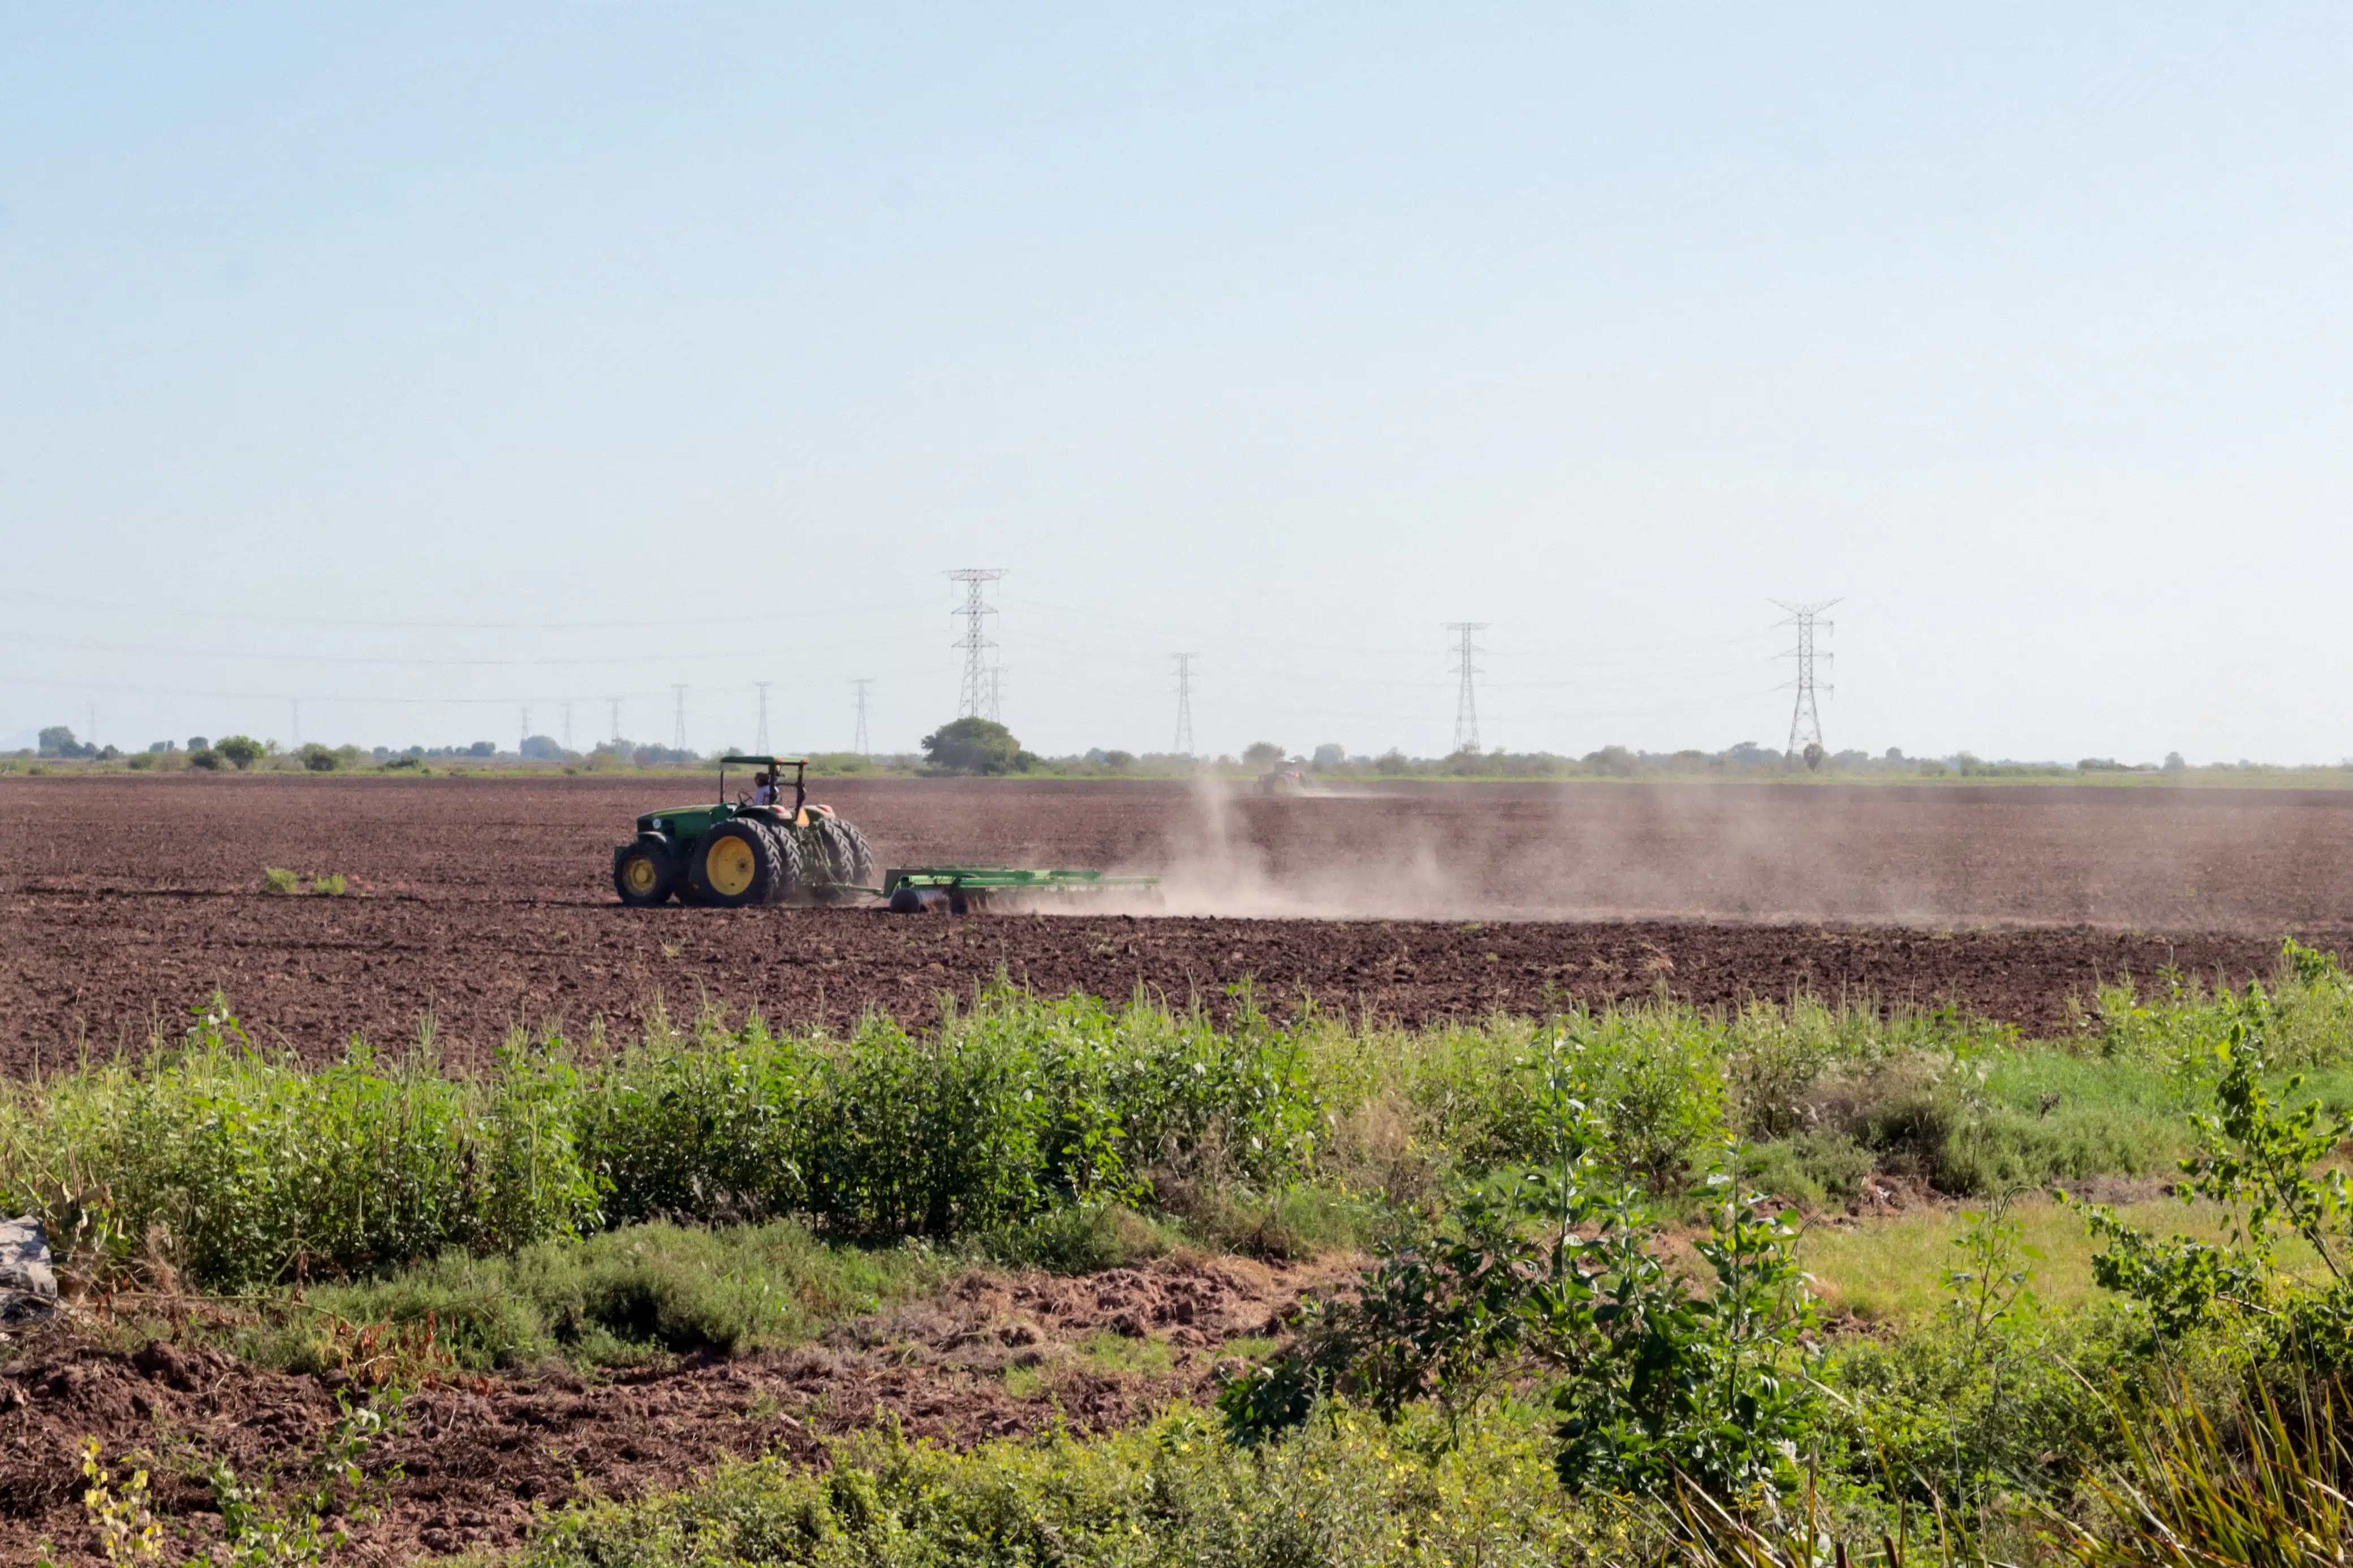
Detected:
[671,684,688,754]
[851,679,873,758]
[946,569,1005,719]
[520,705,531,754]
[1171,653,1197,755]
[752,681,773,753]
[1769,599,1839,763]
[1446,623,1489,754]
[561,701,573,752]
[609,698,621,744]
[288,699,300,750]
[985,665,1007,724]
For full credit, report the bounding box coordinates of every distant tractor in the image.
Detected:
[611,755,1158,913]
[611,755,875,908]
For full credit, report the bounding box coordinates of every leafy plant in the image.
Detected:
[261,867,300,896]
[77,1438,162,1565]
[1225,1039,1823,1498]
[2072,1017,2352,1346]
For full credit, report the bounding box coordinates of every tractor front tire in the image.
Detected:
[614,835,679,906]
[691,820,792,908]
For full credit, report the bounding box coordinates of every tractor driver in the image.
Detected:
[751,770,779,807]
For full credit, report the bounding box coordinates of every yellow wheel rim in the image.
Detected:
[705,834,757,898]
[621,853,660,896]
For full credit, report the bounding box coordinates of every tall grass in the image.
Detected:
[6,951,2350,1294]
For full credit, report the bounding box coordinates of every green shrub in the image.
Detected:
[215,735,265,770]
[258,1218,943,1371]
[512,1406,1595,1568]
[0,1009,596,1290]
[981,1201,1179,1273]
[1740,1131,1873,1207]
[261,867,300,896]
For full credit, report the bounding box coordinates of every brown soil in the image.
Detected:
[0,1254,1341,1564]
[5,774,2350,1065]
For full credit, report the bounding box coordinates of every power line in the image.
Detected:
[1171,653,1197,755]
[0,589,936,633]
[851,679,872,758]
[753,681,773,754]
[1445,623,1489,754]
[1769,599,1839,764]
[0,629,911,668]
[946,569,1005,720]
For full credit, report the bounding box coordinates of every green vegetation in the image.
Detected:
[248,1219,946,1372]
[21,948,2353,1563]
[510,1407,1597,1568]
[919,715,1032,775]
[259,869,353,896]
[11,953,2353,1299]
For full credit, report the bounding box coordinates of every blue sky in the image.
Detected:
[4,6,2350,761]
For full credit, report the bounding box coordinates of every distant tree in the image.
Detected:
[520,734,568,761]
[298,742,339,772]
[2164,751,2188,772]
[1311,742,1346,769]
[921,716,1021,776]
[467,741,497,758]
[187,748,223,771]
[187,736,209,751]
[1723,741,1775,767]
[1101,749,1135,770]
[1374,748,1408,774]
[1802,742,1826,772]
[1584,744,1637,777]
[1242,741,1286,769]
[214,735,265,770]
[36,725,96,758]
[1884,746,1906,762]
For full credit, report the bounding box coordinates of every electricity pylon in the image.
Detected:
[851,679,873,757]
[1446,623,1489,754]
[1171,653,1197,755]
[1769,599,1839,764]
[947,569,1005,719]
[753,681,773,753]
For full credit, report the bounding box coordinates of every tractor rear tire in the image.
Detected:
[691,820,789,908]
[806,815,875,895]
[829,819,876,889]
[759,823,805,906]
[614,835,678,906]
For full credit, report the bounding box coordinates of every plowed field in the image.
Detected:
[3,773,2349,1067]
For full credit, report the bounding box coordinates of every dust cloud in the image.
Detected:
[1086,778,2353,932]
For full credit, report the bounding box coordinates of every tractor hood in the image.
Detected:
[637,804,730,837]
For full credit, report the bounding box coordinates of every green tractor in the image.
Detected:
[611,755,876,908]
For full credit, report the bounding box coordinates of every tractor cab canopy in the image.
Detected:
[718,755,806,813]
